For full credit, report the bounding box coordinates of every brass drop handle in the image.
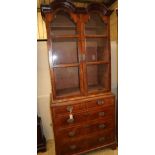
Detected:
[67,105,74,123]
[97,100,104,105]
[98,124,106,129]
[67,117,74,124]
[66,105,73,112]
[98,137,105,142]
[69,145,77,150]
[68,131,75,137]
[98,111,105,116]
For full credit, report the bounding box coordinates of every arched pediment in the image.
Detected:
[41,0,113,18]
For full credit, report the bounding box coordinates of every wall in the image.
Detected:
[37,42,53,139]
[110,1,118,97]
[37,1,118,140]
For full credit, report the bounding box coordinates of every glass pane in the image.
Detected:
[52,38,78,65]
[54,67,80,96]
[87,64,110,92]
[51,11,76,35]
[85,13,107,35]
[86,38,108,62]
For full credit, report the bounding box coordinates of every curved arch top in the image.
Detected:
[41,0,113,18]
[87,3,113,15]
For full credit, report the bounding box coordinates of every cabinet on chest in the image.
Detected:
[41,0,117,154]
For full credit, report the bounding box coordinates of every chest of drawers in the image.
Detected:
[51,94,117,155]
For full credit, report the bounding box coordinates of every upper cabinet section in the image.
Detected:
[41,0,113,99]
[51,11,77,36]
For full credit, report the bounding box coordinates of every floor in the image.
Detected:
[38,140,118,155]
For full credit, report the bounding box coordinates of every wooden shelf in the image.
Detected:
[51,26,76,30]
[88,85,107,92]
[51,35,107,39]
[85,26,107,30]
[53,63,79,68]
[86,61,109,65]
[51,35,79,39]
[85,35,107,38]
[56,87,80,96]
[51,26,105,30]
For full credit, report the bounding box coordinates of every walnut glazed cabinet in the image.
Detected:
[41,0,117,154]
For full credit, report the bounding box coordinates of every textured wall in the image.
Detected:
[37,42,53,139]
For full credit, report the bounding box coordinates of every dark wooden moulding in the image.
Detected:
[41,0,113,16]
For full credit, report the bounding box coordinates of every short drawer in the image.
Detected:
[86,97,115,110]
[86,105,115,121]
[56,118,115,142]
[52,102,86,116]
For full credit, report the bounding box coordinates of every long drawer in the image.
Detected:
[52,96,115,118]
[59,129,115,155]
[53,105,115,129]
[56,118,115,143]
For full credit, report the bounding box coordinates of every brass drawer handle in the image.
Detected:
[98,124,106,129]
[66,105,73,112]
[97,100,104,105]
[67,118,74,124]
[98,111,105,116]
[98,137,105,142]
[68,131,75,137]
[69,145,77,150]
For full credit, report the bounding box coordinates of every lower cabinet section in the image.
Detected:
[51,94,117,155]
[59,129,115,155]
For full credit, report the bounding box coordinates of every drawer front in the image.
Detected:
[54,112,86,129]
[87,129,115,149]
[53,102,86,116]
[54,106,115,130]
[83,118,115,135]
[59,138,87,155]
[54,105,114,129]
[56,118,115,142]
[58,129,115,155]
[86,97,115,110]
[86,105,115,121]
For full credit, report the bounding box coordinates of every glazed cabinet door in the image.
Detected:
[48,11,84,98]
[83,13,111,94]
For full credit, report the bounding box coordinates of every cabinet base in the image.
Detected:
[110,143,117,150]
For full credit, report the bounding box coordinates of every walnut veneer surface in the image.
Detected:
[41,0,117,154]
